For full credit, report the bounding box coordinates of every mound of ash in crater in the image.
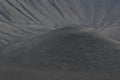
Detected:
[0,27,120,71]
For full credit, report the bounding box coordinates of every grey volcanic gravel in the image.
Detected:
[0,27,120,72]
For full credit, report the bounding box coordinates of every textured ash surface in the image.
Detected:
[0,0,120,46]
[0,27,120,71]
[0,0,120,80]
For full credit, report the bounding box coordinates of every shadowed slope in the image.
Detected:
[0,27,120,72]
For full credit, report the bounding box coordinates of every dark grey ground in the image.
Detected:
[0,0,120,80]
[0,27,120,80]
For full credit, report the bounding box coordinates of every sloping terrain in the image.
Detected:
[0,0,120,80]
[0,0,120,47]
[0,27,120,80]
[0,27,120,72]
